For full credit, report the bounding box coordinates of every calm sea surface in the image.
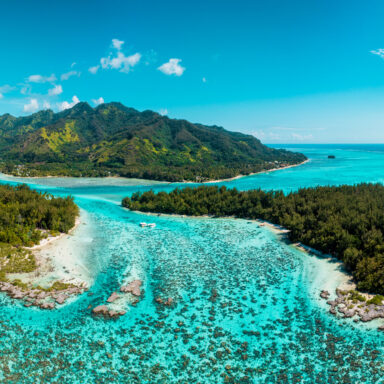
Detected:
[1,144,384,383]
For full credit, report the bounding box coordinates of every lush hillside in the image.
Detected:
[0,102,306,181]
[123,184,384,294]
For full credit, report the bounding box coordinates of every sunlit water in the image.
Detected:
[1,144,384,383]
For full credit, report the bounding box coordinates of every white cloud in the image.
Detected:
[291,133,314,141]
[61,70,79,81]
[101,51,141,73]
[112,38,124,50]
[253,130,282,141]
[92,97,104,106]
[24,99,39,113]
[42,101,51,109]
[20,85,30,95]
[58,95,80,111]
[159,108,168,116]
[158,58,185,76]
[27,74,57,83]
[91,39,141,74]
[253,126,317,143]
[89,65,100,74]
[371,48,384,58]
[0,84,14,98]
[48,84,63,96]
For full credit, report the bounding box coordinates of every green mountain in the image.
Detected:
[0,102,306,181]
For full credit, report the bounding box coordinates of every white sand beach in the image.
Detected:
[201,159,310,184]
[10,210,94,289]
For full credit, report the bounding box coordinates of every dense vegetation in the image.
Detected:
[123,183,384,294]
[0,102,306,181]
[0,184,78,247]
[0,184,78,283]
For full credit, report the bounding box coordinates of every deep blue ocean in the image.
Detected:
[1,144,384,383]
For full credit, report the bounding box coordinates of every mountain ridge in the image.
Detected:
[0,102,307,181]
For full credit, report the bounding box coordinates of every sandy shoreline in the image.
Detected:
[0,159,309,186]
[13,211,94,291]
[26,216,81,251]
[230,218,356,292]
[200,159,310,184]
[0,212,93,310]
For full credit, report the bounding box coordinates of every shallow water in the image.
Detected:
[1,144,384,383]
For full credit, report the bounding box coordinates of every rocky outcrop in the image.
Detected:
[0,281,87,310]
[54,293,68,304]
[92,305,126,318]
[107,292,119,303]
[120,280,142,297]
[91,283,140,320]
[40,302,55,310]
[321,289,384,327]
[90,279,146,320]
[93,305,109,315]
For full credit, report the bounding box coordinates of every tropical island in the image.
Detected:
[122,183,384,321]
[0,183,85,309]
[0,102,306,182]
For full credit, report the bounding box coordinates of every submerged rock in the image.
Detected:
[55,293,68,304]
[40,302,55,310]
[92,305,126,319]
[93,305,109,315]
[107,292,120,303]
[164,298,173,306]
[0,279,87,310]
[155,297,174,306]
[121,280,142,297]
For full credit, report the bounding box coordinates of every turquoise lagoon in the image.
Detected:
[1,144,384,383]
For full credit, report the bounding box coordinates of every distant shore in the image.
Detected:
[198,159,309,184]
[0,159,309,185]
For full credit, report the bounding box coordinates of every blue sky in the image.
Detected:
[1,0,384,143]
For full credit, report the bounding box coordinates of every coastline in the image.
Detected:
[0,172,168,187]
[0,159,309,185]
[25,211,93,287]
[1,212,92,309]
[200,159,310,184]
[26,216,81,251]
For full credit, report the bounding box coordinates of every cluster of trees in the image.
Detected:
[0,184,78,246]
[123,183,384,294]
[0,101,306,182]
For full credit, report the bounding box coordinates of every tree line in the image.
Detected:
[123,183,384,294]
[0,183,79,246]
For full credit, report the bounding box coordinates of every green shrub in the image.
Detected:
[367,295,384,306]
